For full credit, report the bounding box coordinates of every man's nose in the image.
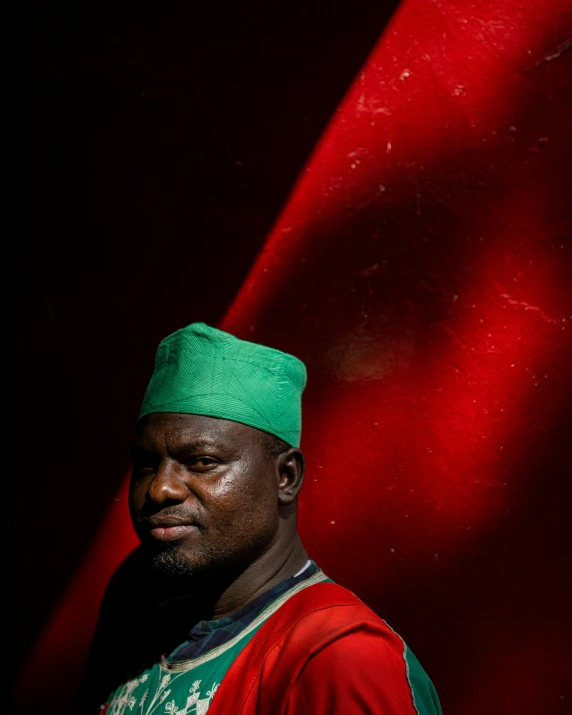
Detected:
[146,461,189,504]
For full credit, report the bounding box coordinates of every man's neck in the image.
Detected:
[210,533,309,619]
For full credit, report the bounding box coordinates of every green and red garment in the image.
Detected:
[102,569,442,715]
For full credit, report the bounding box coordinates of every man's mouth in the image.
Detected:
[149,524,199,541]
[144,516,201,542]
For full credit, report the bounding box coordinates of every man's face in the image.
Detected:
[129,413,280,578]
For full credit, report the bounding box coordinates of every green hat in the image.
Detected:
[138,322,307,447]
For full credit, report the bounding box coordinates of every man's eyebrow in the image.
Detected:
[129,440,224,461]
[170,441,222,458]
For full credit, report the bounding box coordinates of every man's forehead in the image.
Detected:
[133,412,262,449]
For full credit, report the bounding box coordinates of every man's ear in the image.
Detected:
[277,448,305,505]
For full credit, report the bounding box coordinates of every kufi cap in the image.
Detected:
[138,322,307,447]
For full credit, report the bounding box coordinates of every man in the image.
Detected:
[76,322,442,715]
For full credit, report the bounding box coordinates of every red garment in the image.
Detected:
[210,581,436,714]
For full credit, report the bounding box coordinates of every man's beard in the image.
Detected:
[147,542,210,579]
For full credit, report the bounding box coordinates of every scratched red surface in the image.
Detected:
[15,0,572,713]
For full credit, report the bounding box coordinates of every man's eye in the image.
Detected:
[189,457,219,470]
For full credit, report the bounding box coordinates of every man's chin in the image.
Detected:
[148,546,204,579]
[146,542,252,586]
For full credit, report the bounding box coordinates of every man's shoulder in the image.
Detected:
[266,574,404,652]
[287,575,379,615]
[209,575,441,715]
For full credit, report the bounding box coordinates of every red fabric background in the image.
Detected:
[14,1,572,713]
